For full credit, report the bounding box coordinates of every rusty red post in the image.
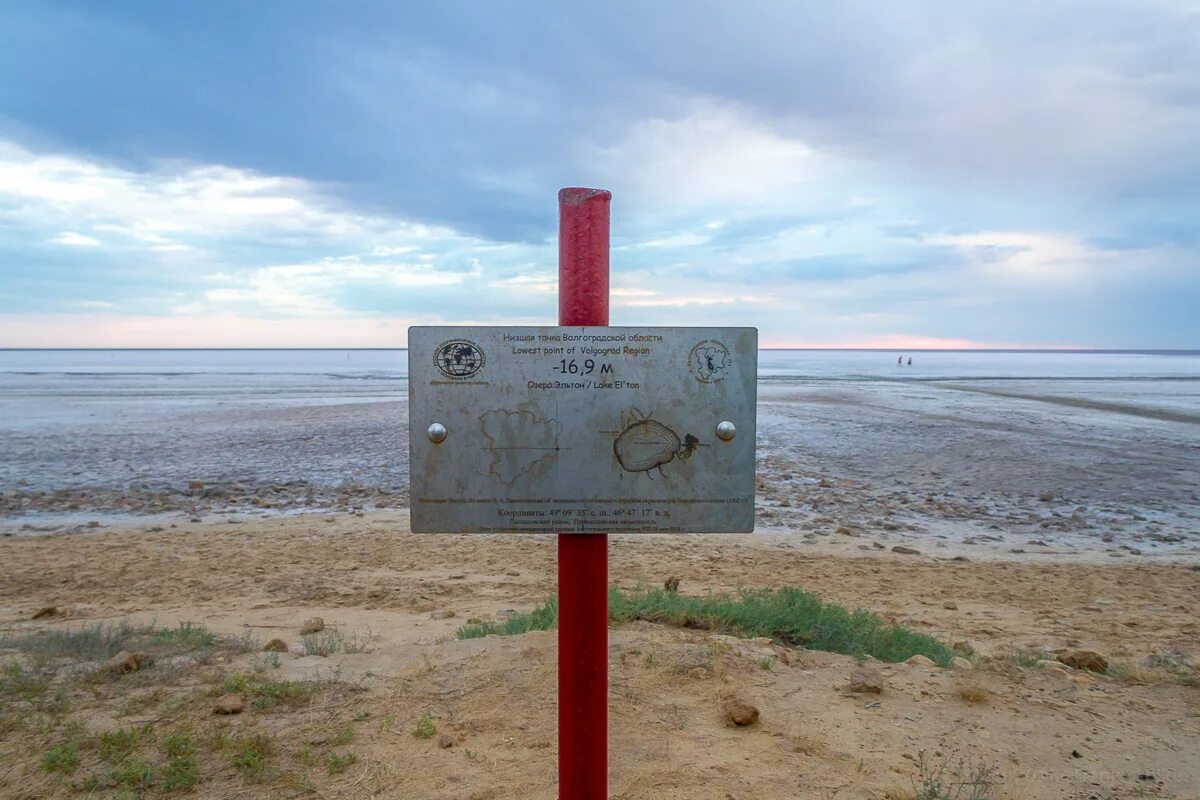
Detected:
[557,187,610,800]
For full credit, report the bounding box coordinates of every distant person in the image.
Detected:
[898,355,903,365]
[907,357,912,366]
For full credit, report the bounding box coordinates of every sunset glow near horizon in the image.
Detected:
[1,3,1198,349]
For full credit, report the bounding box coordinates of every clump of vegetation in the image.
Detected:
[109,756,153,791]
[40,743,79,774]
[0,661,49,702]
[412,713,437,740]
[910,753,1000,800]
[456,601,560,640]
[231,732,274,782]
[161,729,200,788]
[98,725,148,763]
[0,621,216,665]
[328,751,357,774]
[457,586,956,665]
[301,626,376,657]
[209,674,319,710]
[955,679,991,704]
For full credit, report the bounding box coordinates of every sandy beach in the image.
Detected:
[1,514,1198,799]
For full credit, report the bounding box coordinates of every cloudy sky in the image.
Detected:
[1,2,1197,348]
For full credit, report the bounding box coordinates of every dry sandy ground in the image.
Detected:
[1,513,1198,799]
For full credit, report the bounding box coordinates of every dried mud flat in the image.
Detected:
[1,513,1198,799]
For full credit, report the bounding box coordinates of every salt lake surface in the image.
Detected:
[2,348,1198,557]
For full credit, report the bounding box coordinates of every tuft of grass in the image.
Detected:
[457,587,956,665]
[231,732,274,782]
[412,713,437,740]
[455,601,560,639]
[98,726,147,763]
[911,753,1000,800]
[40,743,79,774]
[0,621,215,664]
[301,626,376,656]
[332,723,354,746]
[955,680,991,704]
[1,661,49,701]
[109,756,153,791]
[162,754,198,791]
[209,674,318,710]
[328,752,357,774]
[162,730,195,759]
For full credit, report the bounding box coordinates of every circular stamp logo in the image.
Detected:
[434,339,485,379]
[689,339,731,384]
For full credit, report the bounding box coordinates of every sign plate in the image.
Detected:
[408,326,757,533]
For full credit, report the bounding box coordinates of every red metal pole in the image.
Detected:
[557,187,610,800]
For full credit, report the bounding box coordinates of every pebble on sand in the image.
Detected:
[104,650,154,676]
[430,609,456,620]
[263,638,288,652]
[722,698,760,726]
[32,606,58,620]
[905,654,935,667]
[300,617,325,635]
[848,667,885,694]
[213,694,246,715]
[891,545,921,555]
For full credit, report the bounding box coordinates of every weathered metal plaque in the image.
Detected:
[408,326,757,533]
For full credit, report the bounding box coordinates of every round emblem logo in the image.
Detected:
[434,339,485,379]
[688,340,731,384]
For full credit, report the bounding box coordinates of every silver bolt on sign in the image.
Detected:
[716,421,737,441]
[427,422,448,443]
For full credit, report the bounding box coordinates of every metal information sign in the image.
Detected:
[408,326,757,533]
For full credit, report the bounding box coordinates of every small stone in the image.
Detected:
[448,572,466,580]
[664,576,680,592]
[1036,659,1072,676]
[905,654,935,667]
[1058,650,1108,673]
[189,480,205,492]
[848,667,885,694]
[891,545,921,555]
[85,521,100,528]
[263,638,288,652]
[942,601,958,610]
[104,650,153,675]
[952,657,973,670]
[32,606,58,620]
[300,617,325,635]
[722,698,760,726]
[437,733,455,748]
[430,609,456,620]
[836,526,855,536]
[213,694,245,714]
[1039,492,1054,502]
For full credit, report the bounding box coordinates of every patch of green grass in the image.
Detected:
[109,756,152,791]
[155,622,217,650]
[0,621,216,664]
[457,587,956,665]
[1004,645,1051,668]
[98,726,147,763]
[332,723,354,746]
[162,754,198,791]
[40,743,79,774]
[209,674,318,710]
[162,730,195,759]
[455,600,560,639]
[1,661,49,700]
[327,752,357,774]
[231,732,274,782]
[412,713,437,740]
